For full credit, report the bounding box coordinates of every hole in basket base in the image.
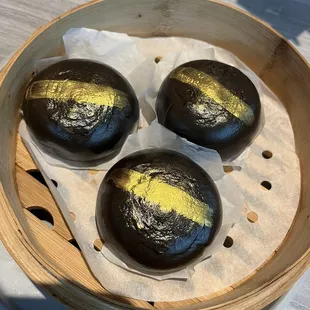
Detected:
[223,166,233,173]
[94,239,104,252]
[262,150,273,159]
[68,239,81,251]
[223,236,233,248]
[70,212,76,221]
[223,166,241,173]
[155,56,162,63]
[261,181,272,190]
[247,211,258,223]
[148,301,155,306]
[27,169,58,187]
[88,169,99,176]
[28,207,54,228]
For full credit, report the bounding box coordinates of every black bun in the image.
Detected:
[23,59,139,164]
[96,149,222,273]
[156,60,261,161]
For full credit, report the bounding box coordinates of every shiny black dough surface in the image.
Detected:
[156,60,261,161]
[23,59,139,164]
[96,149,222,272]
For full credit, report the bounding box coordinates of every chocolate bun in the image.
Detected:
[23,59,139,164]
[156,60,261,161]
[96,149,222,272]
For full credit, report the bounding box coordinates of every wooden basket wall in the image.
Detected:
[0,1,309,309]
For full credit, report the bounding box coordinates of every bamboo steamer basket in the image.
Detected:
[0,0,309,309]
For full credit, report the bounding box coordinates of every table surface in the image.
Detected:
[0,0,309,309]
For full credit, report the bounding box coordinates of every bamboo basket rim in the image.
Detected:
[0,1,309,309]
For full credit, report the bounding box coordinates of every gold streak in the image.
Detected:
[26,80,128,108]
[170,67,254,125]
[109,168,213,227]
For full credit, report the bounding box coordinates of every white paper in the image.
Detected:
[19,28,300,302]
[20,119,240,280]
